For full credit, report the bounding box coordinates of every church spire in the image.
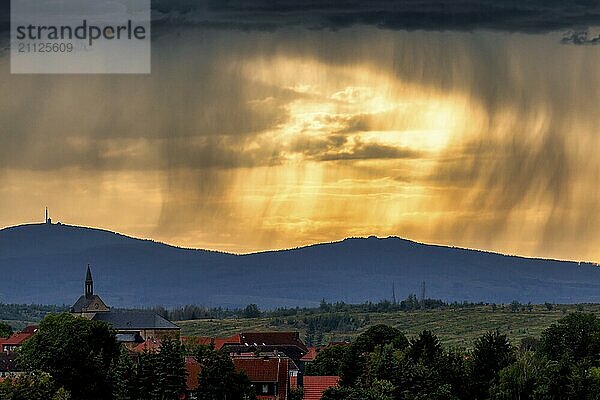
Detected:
[85,265,93,298]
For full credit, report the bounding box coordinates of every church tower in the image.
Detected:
[72,265,109,316]
[85,265,94,298]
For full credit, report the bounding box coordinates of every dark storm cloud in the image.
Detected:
[0,0,598,33]
[151,0,600,33]
[288,131,421,161]
[1,0,598,51]
[0,1,7,23]
[0,1,8,43]
[561,30,600,45]
[319,142,421,161]
[0,29,303,171]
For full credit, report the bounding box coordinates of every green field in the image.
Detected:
[0,303,68,332]
[3,302,599,349]
[178,304,600,349]
[1,319,36,331]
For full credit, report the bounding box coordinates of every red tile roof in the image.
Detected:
[303,376,340,400]
[300,347,318,362]
[131,338,161,353]
[182,334,240,351]
[233,357,289,399]
[233,358,285,381]
[215,334,241,350]
[21,325,38,334]
[3,332,34,346]
[1,326,38,351]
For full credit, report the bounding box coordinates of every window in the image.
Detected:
[254,383,275,395]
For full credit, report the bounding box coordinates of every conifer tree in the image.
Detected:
[156,336,187,399]
[136,350,160,400]
[195,346,255,400]
[112,347,136,400]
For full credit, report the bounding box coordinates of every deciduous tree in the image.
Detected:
[19,313,119,400]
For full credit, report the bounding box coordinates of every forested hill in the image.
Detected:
[0,223,599,308]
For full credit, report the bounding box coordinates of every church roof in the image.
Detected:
[92,310,179,330]
[71,295,108,313]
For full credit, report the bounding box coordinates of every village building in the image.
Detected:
[0,326,37,378]
[66,266,339,399]
[220,332,309,362]
[181,333,241,351]
[0,326,37,354]
[71,266,180,345]
[183,332,340,399]
[299,346,318,363]
[233,356,291,400]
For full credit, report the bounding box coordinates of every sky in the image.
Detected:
[0,1,599,261]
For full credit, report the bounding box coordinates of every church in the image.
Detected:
[71,266,180,345]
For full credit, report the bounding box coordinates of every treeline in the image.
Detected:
[145,298,570,323]
[152,304,239,320]
[274,296,449,316]
[151,295,453,321]
[0,303,67,322]
[0,298,561,325]
[307,312,600,399]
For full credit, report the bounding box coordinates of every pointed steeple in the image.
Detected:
[85,265,93,298]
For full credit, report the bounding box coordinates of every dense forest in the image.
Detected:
[309,313,600,399]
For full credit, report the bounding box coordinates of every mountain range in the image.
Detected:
[0,222,599,308]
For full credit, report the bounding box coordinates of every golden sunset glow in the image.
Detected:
[1,28,598,262]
